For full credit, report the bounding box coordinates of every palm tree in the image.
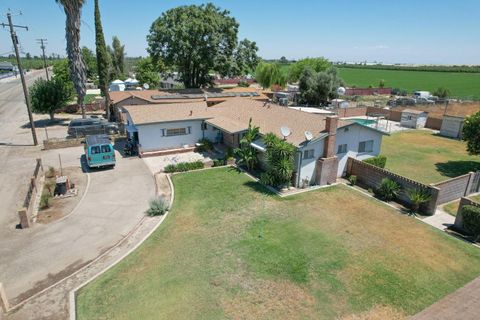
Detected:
[406,188,431,215]
[56,0,88,118]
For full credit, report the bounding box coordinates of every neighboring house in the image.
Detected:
[123,97,387,187]
[440,115,465,139]
[0,61,14,72]
[400,109,428,128]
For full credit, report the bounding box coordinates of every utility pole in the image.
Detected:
[36,38,49,80]
[1,12,38,145]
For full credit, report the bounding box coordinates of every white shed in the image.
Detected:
[400,109,428,128]
[109,79,126,92]
[440,115,465,139]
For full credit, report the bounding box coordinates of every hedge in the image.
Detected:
[462,205,480,241]
[164,161,204,173]
[364,155,387,168]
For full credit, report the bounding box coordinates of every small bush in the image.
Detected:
[46,166,56,178]
[348,175,357,186]
[163,161,204,173]
[145,197,169,216]
[213,158,226,167]
[462,205,480,242]
[406,188,431,215]
[44,180,56,195]
[364,155,387,169]
[40,193,51,209]
[196,138,213,152]
[259,172,275,186]
[238,80,249,87]
[226,147,234,160]
[377,178,401,202]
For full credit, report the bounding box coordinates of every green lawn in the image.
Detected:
[444,194,480,216]
[76,168,480,319]
[381,130,480,184]
[338,67,480,99]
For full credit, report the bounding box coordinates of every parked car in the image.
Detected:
[84,134,116,169]
[396,97,416,106]
[68,118,118,137]
[415,97,435,104]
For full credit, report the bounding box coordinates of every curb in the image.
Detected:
[68,174,175,320]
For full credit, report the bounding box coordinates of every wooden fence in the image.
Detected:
[18,159,43,229]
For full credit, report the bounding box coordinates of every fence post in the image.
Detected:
[0,282,9,313]
[464,172,475,196]
[37,158,43,172]
[18,207,30,229]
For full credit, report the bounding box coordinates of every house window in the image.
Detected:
[337,144,347,154]
[165,128,188,136]
[358,140,374,153]
[303,149,315,159]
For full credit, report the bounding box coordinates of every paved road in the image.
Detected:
[0,72,155,305]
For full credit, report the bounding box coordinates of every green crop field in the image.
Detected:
[338,67,480,100]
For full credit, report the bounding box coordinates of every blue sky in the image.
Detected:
[0,0,478,64]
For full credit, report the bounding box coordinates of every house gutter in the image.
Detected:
[296,149,303,188]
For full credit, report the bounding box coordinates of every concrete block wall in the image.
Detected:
[425,117,443,130]
[433,173,474,205]
[335,107,367,118]
[346,157,439,214]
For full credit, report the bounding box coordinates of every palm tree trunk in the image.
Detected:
[61,1,87,119]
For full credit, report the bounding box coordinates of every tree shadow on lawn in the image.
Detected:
[435,160,480,178]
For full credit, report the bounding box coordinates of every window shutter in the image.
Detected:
[161,129,165,137]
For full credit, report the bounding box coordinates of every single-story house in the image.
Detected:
[440,115,465,139]
[400,109,428,128]
[123,97,387,187]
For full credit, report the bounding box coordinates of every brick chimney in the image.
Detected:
[323,116,338,158]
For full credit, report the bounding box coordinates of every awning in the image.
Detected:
[250,139,266,152]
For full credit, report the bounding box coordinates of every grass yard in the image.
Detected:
[338,67,480,99]
[77,168,480,319]
[444,194,480,216]
[381,130,480,184]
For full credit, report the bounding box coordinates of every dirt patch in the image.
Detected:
[341,305,406,320]
[36,166,87,224]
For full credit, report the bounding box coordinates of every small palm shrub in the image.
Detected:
[145,197,169,216]
[462,205,480,242]
[348,175,357,186]
[406,188,431,214]
[377,178,401,201]
[164,161,204,173]
[196,138,213,152]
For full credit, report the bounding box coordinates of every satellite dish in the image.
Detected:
[304,131,313,141]
[280,126,292,139]
[143,83,150,90]
[337,86,346,96]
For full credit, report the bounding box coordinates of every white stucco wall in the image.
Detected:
[297,139,324,186]
[335,124,384,176]
[136,120,206,151]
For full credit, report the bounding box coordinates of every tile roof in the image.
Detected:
[124,97,354,146]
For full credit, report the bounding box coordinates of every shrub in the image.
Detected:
[45,180,56,195]
[163,161,204,173]
[377,178,400,202]
[364,155,387,169]
[40,193,51,209]
[259,172,275,186]
[348,175,357,186]
[213,158,226,167]
[196,138,213,152]
[46,166,56,178]
[238,80,249,87]
[462,205,480,242]
[406,188,431,214]
[226,147,234,160]
[262,133,296,188]
[145,197,169,216]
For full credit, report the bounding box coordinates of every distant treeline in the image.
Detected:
[337,64,480,73]
[0,56,59,70]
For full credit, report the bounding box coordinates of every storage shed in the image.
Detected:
[400,109,428,128]
[440,115,465,139]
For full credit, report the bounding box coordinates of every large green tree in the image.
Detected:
[463,112,480,155]
[56,0,87,118]
[254,62,286,89]
[30,78,73,120]
[233,39,259,76]
[135,57,162,88]
[288,57,331,82]
[52,59,75,95]
[110,36,125,79]
[81,46,97,80]
[94,0,112,119]
[147,3,239,88]
[298,67,344,105]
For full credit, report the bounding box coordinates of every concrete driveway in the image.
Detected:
[0,147,154,304]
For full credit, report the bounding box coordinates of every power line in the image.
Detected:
[36,38,49,80]
[0,12,38,146]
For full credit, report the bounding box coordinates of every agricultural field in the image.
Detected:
[381,130,480,184]
[76,168,480,319]
[338,67,480,100]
